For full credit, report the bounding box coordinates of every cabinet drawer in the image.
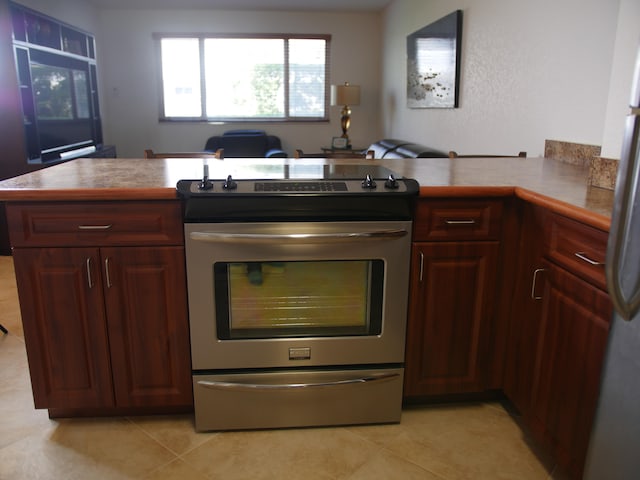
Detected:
[7,201,184,247]
[544,213,608,290]
[413,199,503,241]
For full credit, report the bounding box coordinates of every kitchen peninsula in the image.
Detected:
[0,155,614,479]
[0,156,614,223]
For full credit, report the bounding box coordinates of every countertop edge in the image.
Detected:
[0,188,181,201]
[515,187,611,231]
[418,186,516,197]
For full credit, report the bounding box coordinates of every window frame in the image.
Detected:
[153,33,331,123]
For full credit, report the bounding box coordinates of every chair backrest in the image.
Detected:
[144,149,223,159]
[448,151,527,159]
[294,149,374,159]
[204,130,286,157]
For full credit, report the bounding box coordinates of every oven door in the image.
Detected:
[184,220,412,370]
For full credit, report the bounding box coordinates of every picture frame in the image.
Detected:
[407,10,463,108]
[331,137,348,149]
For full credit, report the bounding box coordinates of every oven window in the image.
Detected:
[214,260,384,339]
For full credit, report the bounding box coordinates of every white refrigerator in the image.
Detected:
[583,47,640,479]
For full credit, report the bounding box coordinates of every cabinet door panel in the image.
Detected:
[12,248,114,409]
[503,202,545,414]
[530,261,611,478]
[404,242,499,396]
[102,246,192,408]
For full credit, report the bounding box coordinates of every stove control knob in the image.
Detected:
[198,164,213,190]
[198,179,213,190]
[361,174,377,189]
[223,175,238,190]
[384,174,399,189]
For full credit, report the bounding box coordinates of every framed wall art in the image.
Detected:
[407,10,462,109]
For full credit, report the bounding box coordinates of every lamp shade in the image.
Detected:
[331,83,360,106]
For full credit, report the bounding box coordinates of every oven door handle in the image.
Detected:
[189,229,408,244]
[196,372,400,391]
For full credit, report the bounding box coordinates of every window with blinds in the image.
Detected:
[155,34,330,122]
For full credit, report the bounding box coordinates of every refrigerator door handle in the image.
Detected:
[606,114,640,320]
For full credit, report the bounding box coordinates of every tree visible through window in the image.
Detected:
[156,34,330,121]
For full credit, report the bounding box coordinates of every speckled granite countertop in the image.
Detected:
[0,156,614,230]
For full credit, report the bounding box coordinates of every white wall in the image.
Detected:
[95,8,381,157]
[381,0,622,157]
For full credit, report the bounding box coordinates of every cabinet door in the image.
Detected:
[404,241,499,397]
[101,246,193,408]
[12,248,114,409]
[529,260,611,478]
[503,202,545,414]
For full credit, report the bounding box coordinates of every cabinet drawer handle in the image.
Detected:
[78,224,113,230]
[574,252,604,266]
[198,372,399,391]
[86,257,93,289]
[444,219,476,225]
[531,268,546,300]
[419,251,424,282]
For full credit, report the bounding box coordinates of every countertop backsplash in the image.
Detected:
[545,139,618,190]
[588,156,619,190]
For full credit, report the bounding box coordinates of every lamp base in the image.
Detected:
[340,105,352,148]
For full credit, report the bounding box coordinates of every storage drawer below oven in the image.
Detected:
[192,367,404,431]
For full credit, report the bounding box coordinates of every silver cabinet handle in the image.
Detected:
[104,258,113,288]
[78,224,113,230]
[197,373,399,391]
[190,229,408,245]
[419,251,424,282]
[86,257,93,288]
[531,268,546,300]
[574,252,604,266]
[444,219,476,225]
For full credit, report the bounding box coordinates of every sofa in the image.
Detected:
[204,129,287,158]
[366,139,448,159]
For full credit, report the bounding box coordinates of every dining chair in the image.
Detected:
[294,149,374,159]
[144,149,224,159]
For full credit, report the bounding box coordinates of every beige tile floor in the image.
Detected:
[0,255,567,479]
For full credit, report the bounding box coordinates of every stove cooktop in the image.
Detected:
[177,164,418,197]
[177,164,420,221]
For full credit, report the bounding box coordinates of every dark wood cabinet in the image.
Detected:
[13,247,114,409]
[404,241,499,396]
[404,198,504,398]
[529,260,611,478]
[102,246,191,408]
[7,201,193,414]
[504,205,612,479]
[503,202,545,413]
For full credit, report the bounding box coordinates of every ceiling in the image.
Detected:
[86,0,392,12]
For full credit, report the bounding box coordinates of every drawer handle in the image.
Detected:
[78,224,113,230]
[197,372,399,391]
[574,252,604,266]
[444,219,476,225]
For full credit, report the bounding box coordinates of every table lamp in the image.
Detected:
[331,82,360,148]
